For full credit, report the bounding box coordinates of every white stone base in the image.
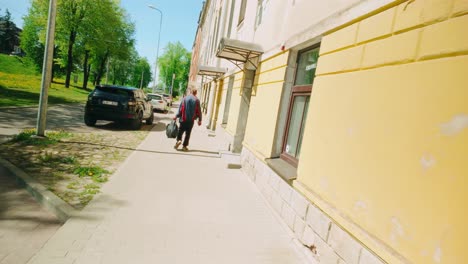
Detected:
[240,147,386,264]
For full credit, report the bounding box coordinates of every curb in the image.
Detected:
[0,157,77,222]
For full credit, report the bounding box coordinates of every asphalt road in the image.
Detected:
[0,104,174,143]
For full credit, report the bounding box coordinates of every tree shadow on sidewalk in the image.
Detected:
[175,149,219,155]
[58,140,221,159]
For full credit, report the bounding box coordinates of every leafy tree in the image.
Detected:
[158,42,191,96]
[21,0,50,72]
[89,5,135,86]
[129,57,152,88]
[0,9,20,54]
[55,0,93,88]
[21,0,135,89]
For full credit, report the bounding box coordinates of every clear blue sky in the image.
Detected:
[0,0,204,71]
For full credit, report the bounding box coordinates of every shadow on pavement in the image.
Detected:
[150,122,166,132]
[58,140,220,159]
[0,166,61,225]
[70,194,130,221]
[175,149,219,155]
[89,121,154,132]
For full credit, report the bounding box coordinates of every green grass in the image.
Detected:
[73,165,109,183]
[0,55,37,75]
[12,128,72,146]
[0,54,91,107]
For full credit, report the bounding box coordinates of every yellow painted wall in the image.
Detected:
[217,79,228,126]
[297,1,468,263]
[243,52,289,158]
[210,79,224,127]
[225,72,244,136]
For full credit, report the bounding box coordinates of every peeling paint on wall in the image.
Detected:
[390,217,406,244]
[319,177,329,191]
[440,114,468,136]
[354,200,368,211]
[433,246,442,263]
[420,154,436,170]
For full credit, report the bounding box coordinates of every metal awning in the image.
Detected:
[197,65,226,78]
[216,37,263,70]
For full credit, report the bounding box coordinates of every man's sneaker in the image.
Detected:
[182,146,189,152]
[174,141,182,149]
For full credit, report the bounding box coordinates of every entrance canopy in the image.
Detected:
[216,37,263,70]
[197,65,226,78]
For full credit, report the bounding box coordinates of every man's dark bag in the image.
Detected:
[166,120,178,138]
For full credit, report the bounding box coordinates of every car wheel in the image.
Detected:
[131,111,142,130]
[84,114,96,126]
[146,112,154,125]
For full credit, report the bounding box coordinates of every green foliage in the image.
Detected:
[67,181,79,190]
[0,9,20,54]
[157,42,191,96]
[20,0,137,89]
[0,54,90,107]
[73,165,109,183]
[12,128,72,146]
[0,54,37,75]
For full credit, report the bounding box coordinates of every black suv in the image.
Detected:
[84,85,154,130]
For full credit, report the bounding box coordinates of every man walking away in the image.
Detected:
[173,87,202,151]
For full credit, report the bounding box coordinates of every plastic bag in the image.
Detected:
[166,120,179,138]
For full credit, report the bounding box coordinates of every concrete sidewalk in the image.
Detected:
[0,164,62,264]
[27,119,308,264]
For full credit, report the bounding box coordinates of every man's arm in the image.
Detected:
[173,99,183,120]
[195,99,202,125]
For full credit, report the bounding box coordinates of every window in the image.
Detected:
[281,46,319,166]
[213,8,222,54]
[238,0,247,25]
[255,0,264,29]
[227,0,236,37]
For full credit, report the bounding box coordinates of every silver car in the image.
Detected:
[147,93,168,113]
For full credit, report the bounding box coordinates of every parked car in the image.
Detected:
[84,85,154,130]
[162,93,173,106]
[147,93,168,113]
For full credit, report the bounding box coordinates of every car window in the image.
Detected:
[95,86,132,97]
[148,94,162,100]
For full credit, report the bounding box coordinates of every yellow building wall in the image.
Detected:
[209,78,224,127]
[296,1,468,263]
[243,52,289,158]
[216,79,228,126]
[225,72,244,136]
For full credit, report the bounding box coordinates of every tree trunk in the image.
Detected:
[83,50,90,90]
[65,30,77,88]
[96,51,109,85]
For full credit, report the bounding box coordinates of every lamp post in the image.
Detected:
[36,0,57,137]
[148,5,162,93]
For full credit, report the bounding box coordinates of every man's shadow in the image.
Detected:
[175,149,219,155]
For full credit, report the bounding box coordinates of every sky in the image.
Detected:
[0,0,204,77]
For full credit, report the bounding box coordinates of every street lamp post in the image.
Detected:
[148,5,162,93]
[36,0,57,137]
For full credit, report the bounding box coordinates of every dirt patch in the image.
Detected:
[0,129,149,210]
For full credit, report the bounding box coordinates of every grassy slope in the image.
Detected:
[0,54,90,107]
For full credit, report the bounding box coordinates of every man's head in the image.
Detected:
[188,84,198,96]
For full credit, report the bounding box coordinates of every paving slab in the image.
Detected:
[27,105,307,264]
[0,165,62,264]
